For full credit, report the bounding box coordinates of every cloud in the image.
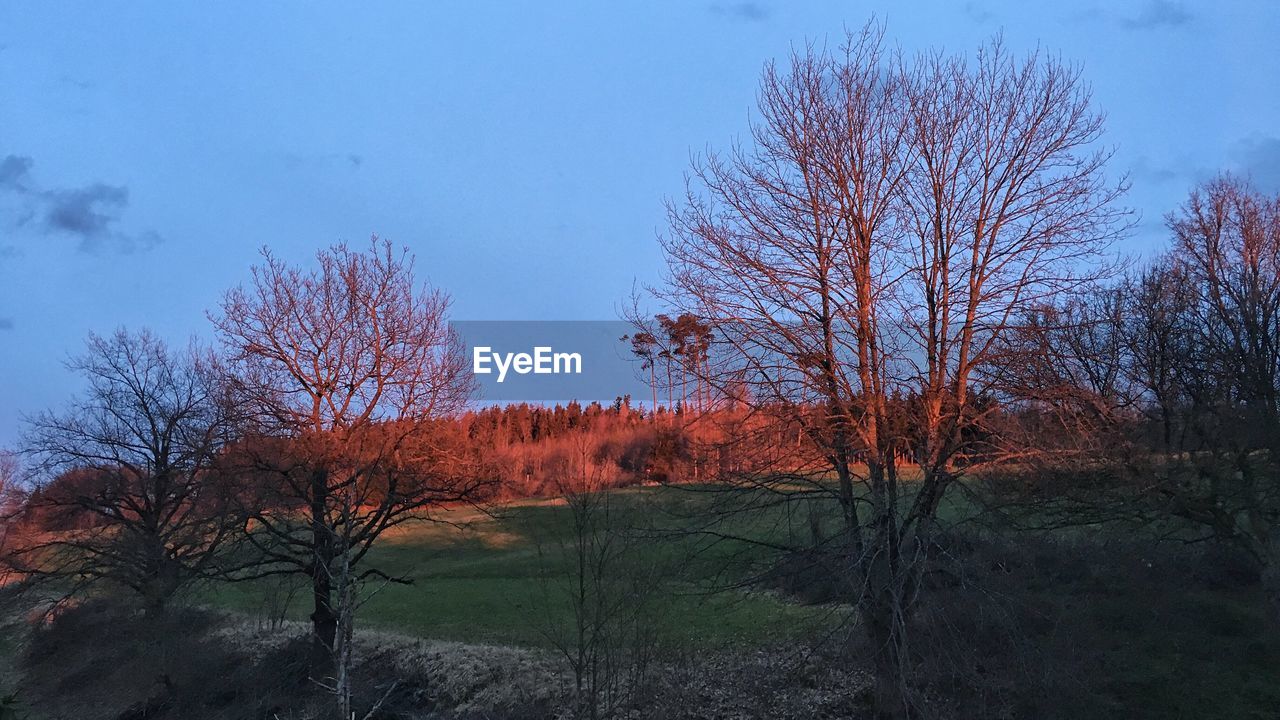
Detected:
[0,153,159,252]
[1061,5,1104,26]
[0,155,33,190]
[963,2,993,23]
[709,2,769,22]
[43,183,129,238]
[1131,155,1182,185]
[1121,1,1191,30]
[1231,135,1280,193]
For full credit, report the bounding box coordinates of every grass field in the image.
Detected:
[195,481,1278,719]
[9,481,1280,719]
[204,486,844,649]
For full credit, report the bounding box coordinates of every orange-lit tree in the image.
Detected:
[212,237,477,696]
[658,24,1128,718]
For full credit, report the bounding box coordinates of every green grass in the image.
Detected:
[203,487,841,649]
[16,477,1280,719]
[189,480,1280,718]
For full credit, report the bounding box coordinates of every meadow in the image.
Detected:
[203,486,845,650]
[6,481,1280,720]
[192,480,1280,719]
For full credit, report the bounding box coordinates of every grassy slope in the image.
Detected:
[204,488,838,649]
[143,483,1280,718]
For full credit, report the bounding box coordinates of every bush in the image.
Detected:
[760,527,1280,719]
[21,599,302,719]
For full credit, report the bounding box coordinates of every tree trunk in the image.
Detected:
[333,544,356,720]
[309,467,337,679]
[861,495,913,720]
[311,571,337,678]
[869,613,912,720]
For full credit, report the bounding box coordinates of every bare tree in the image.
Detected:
[979,175,1280,626]
[1121,263,1196,451]
[530,436,663,720]
[211,237,479,695]
[896,36,1128,506]
[0,451,23,583]
[16,329,243,613]
[657,24,1127,718]
[0,451,18,523]
[1142,177,1280,574]
[0,452,15,499]
[659,25,915,715]
[1168,175,1280,452]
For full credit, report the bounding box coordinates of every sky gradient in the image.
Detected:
[1,0,1278,447]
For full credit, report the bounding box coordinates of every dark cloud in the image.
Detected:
[43,183,129,238]
[963,2,993,23]
[0,155,33,190]
[0,153,159,252]
[709,2,769,22]
[1121,1,1192,30]
[1232,135,1280,193]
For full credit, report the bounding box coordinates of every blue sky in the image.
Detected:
[1,1,1277,447]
